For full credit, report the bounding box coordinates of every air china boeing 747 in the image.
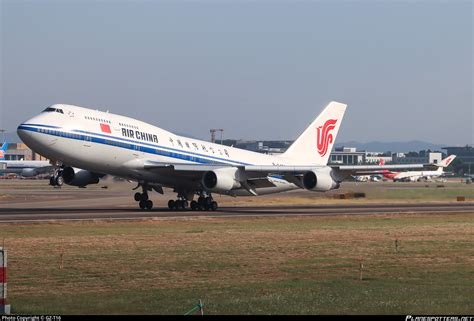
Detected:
[17,102,434,211]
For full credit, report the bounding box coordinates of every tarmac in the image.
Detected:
[0,179,473,223]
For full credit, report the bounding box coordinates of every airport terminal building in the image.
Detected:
[2,143,48,161]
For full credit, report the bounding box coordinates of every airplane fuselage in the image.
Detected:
[17,104,300,195]
[386,169,443,181]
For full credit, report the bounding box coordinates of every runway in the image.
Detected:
[0,202,473,224]
[1,180,473,223]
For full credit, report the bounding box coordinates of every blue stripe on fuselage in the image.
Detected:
[18,124,251,166]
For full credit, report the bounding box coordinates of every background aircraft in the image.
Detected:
[0,142,54,178]
[382,155,456,182]
[352,159,387,182]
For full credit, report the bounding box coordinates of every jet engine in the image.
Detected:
[202,168,241,193]
[62,167,100,187]
[302,168,340,192]
[20,168,38,177]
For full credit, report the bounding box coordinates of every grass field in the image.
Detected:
[1,213,473,314]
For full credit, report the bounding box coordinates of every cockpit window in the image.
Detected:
[43,107,64,114]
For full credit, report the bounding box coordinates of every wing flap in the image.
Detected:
[247,177,277,188]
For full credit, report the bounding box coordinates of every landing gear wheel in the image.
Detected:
[190,200,198,211]
[198,196,205,205]
[178,200,188,210]
[140,193,149,202]
[49,176,55,186]
[139,200,147,210]
[198,197,205,208]
[145,200,153,210]
[210,201,218,211]
[55,175,64,186]
[168,200,175,210]
[134,192,142,202]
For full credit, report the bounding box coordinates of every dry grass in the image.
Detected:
[1,213,473,314]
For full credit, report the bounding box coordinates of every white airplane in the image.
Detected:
[353,159,385,182]
[0,142,54,178]
[383,155,456,182]
[17,102,433,210]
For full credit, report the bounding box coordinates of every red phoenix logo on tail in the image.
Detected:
[316,119,337,156]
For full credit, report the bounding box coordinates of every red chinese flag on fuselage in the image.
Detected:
[100,123,111,134]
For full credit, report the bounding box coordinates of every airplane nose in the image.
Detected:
[17,122,33,144]
[17,120,43,150]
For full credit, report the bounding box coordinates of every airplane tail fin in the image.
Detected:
[281,101,347,165]
[438,155,456,168]
[0,142,8,160]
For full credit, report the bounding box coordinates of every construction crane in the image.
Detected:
[210,129,224,144]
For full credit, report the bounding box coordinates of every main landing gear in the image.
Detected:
[49,169,64,187]
[131,184,218,211]
[133,184,153,210]
[168,194,218,211]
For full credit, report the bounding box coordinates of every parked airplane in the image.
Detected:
[17,102,435,210]
[353,159,387,182]
[0,142,53,177]
[383,155,456,182]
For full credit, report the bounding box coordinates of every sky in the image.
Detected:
[1,0,472,145]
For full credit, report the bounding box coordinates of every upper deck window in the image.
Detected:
[43,107,64,114]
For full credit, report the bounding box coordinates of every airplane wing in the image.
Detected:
[143,159,426,174]
[139,159,432,185]
[140,160,281,195]
[332,164,427,176]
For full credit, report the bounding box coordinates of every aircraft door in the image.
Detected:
[83,133,92,147]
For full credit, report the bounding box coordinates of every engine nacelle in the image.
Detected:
[21,168,38,177]
[302,168,340,192]
[202,168,241,193]
[62,167,100,187]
